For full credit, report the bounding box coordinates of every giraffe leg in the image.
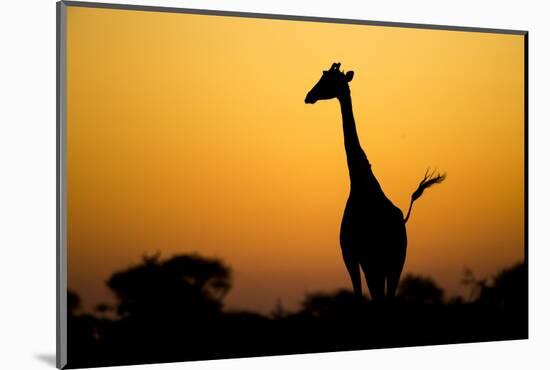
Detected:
[342,250,362,298]
[386,247,405,300]
[386,266,403,300]
[387,224,407,300]
[362,263,385,302]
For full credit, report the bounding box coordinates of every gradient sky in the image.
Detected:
[66,6,525,313]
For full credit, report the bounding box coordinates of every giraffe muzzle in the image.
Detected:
[304,92,317,104]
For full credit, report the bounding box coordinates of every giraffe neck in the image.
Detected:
[338,93,383,195]
[338,93,365,161]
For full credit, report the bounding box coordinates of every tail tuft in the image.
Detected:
[404,168,446,223]
[412,168,446,201]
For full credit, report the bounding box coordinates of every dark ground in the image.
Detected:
[66,254,527,369]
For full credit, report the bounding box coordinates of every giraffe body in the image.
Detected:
[340,160,407,300]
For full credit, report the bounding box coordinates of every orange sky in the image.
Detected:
[66,6,525,313]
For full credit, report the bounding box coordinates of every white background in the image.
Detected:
[0,0,548,369]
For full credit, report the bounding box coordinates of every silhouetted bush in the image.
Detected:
[300,289,369,318]
[397,274,444,304]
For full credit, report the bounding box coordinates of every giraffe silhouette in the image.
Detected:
[305,62,446,301]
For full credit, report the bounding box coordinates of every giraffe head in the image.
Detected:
[305,62,354,104]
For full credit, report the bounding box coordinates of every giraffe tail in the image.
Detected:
[404,168,446,224]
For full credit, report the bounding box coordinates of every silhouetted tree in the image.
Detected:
[67,291,100,367]
[476,263,527,310]
[461,262,526,310]
[461,267,489,302]
[68,290,81,315]
[106,253,231,320]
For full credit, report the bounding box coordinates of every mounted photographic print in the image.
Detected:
[56,1,528,368]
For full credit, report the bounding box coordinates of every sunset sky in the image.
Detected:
[66,6,525,313]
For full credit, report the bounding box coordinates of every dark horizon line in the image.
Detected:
[60,1,527,36]
[69,261,526,314]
